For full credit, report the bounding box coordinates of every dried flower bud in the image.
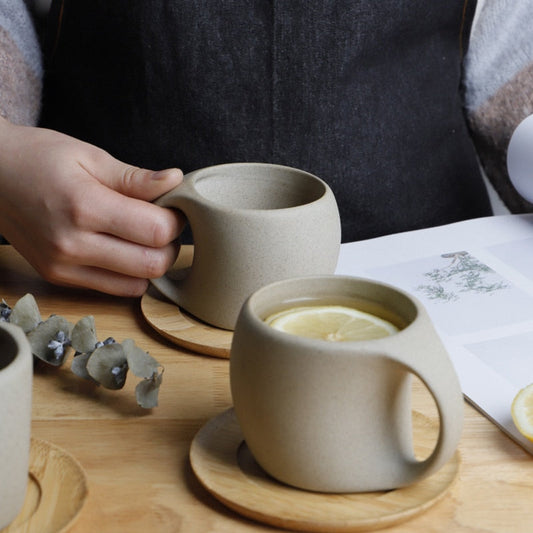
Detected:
[86,343,129,390]
[28,315,73,366]
[0,300,11,322]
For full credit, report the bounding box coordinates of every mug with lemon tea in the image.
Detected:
[230,275,464,493]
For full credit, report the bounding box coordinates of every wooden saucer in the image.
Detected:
[4,438,88,533]
[141,245,232,358]
[190,409,460,532]
[141,287,232,358]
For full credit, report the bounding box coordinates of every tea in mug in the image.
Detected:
[265,300,403,341]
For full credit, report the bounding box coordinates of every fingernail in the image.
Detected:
[152,168,183,181]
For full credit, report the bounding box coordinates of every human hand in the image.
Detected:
[0,118,185,296]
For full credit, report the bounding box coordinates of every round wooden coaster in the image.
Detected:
[5,438,88,533]
[190,408,460,532]
[141,287,232,358]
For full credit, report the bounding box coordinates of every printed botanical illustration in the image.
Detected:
[367,248,533,335]
[415,251,510,303]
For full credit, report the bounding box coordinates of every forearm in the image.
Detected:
[463,0,533,213]
[0,0,42,126]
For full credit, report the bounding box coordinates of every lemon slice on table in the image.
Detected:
[265,305,398,342]
[511,383,533,441]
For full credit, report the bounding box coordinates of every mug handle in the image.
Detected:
[149,181,195,305]
[380,320,464,483]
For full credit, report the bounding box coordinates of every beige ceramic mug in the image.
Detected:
[0,322,33,528]
[230,275,464,493]
[151,163,341,330]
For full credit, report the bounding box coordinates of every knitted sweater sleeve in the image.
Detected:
[463,0,533,213]
[0,0,42,126]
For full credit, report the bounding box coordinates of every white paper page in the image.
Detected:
[335,214,533,453]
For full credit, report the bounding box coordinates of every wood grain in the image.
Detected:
[5,439,87,533]
[141,288,232,358]
[2,245,533,532]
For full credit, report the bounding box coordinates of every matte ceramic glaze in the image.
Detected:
[0,323,33,529]
[230,276,464,493]
[151,163,341,330]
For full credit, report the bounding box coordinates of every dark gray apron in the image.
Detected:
[40,0,492,242]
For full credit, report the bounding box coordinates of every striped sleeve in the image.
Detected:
[463,0,533,213]
[0,0,42,125]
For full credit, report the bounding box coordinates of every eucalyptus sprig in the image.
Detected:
[1,294,163,408]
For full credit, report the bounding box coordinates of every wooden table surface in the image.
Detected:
[2,245,533,533]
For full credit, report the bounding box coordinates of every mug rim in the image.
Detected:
[0,322,30,378]
[240,274,421,346]
[185,162,331,213]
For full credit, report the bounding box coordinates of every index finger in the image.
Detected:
[87,185,186,247]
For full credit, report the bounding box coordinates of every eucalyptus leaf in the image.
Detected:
[10,293,42,333]
[71,315,98,354]
[2,292,164,407]
[135,371,163,409]
[86,343,128,390]
[71,352,97,382]
[27,314,73,365]
[122,338,160,379]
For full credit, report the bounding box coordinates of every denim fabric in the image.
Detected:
[40,0,492,242]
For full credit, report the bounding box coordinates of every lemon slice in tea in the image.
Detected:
[265,305,398,342]
[511,383,533,441]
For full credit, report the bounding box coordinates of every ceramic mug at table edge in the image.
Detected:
[0,322,33,529]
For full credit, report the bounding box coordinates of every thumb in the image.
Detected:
[101,159,183,201]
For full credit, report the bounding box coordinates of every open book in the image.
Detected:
[335,214,533,453]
